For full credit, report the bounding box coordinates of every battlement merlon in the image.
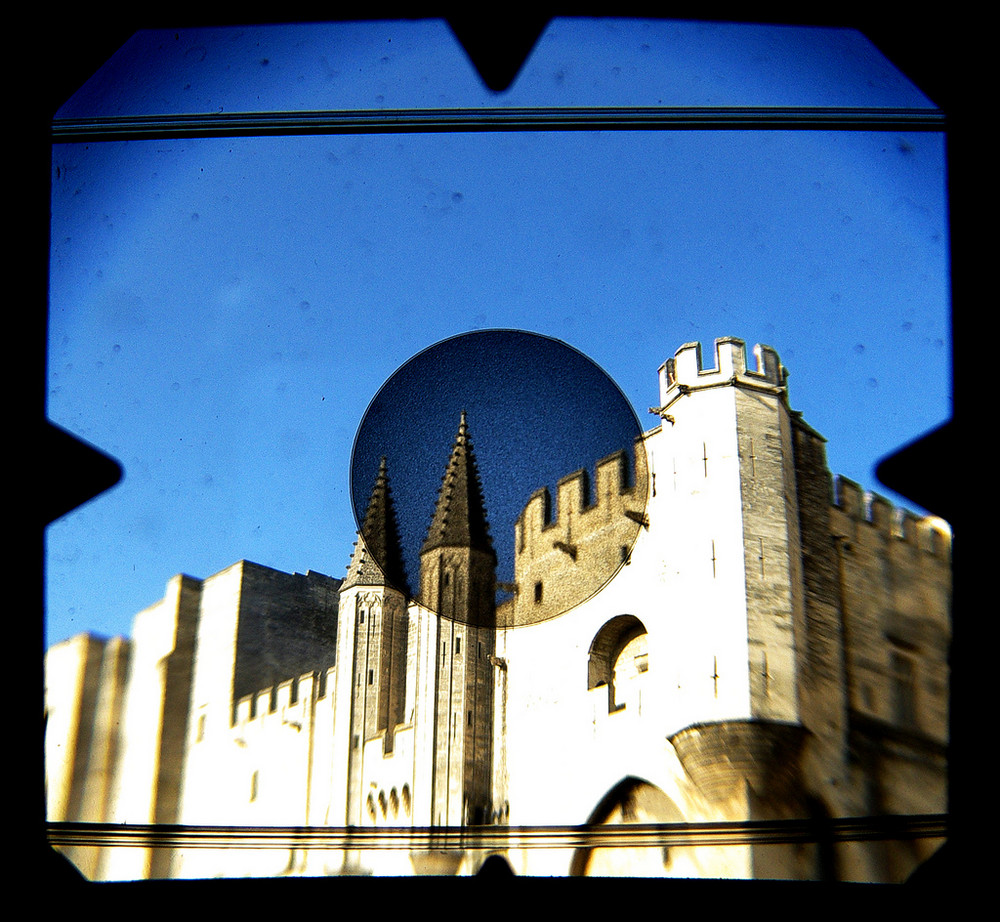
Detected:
[515,447,646,545]
[655,338,788,413]
[833,475,951,558]
[232,666,335,726]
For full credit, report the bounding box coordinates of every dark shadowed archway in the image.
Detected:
[477,853,516,877]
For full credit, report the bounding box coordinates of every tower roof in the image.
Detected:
[343,456,410,595]
[421,411,496,560]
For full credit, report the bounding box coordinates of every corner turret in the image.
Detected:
[655,338,788,418]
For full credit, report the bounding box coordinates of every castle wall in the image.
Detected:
[172,668,338,879]
[497,387,764,874]
[45,633,108,824]
[826,477,950,866]
[173,563,340,877]
[350,727,422,876]
[45,631,136,880]
[44,561,344,880]
[178,561,339,799]
[829,478,950,745]
[77,635,131,878]
[494,579,751,876]
[185,562,244,736]
[785,418,851,819]
[497,338,950,880]
[330,585,359,829]
[511,449,646,626]
[500,353,761,849]
[230,563,340,707]
[45,336,951,882]
[100,573,201,880]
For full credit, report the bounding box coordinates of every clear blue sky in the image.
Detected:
[46,18,950,647]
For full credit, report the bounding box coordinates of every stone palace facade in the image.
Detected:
[45,337,950,880]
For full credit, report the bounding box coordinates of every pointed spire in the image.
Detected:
[343,456,410,595]
[421,411,495,559]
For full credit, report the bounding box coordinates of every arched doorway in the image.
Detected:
[570,776,686,877]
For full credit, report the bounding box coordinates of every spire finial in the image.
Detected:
[420,410,494,559]
[344,456,410,595]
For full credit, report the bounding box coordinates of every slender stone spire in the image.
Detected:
[343,456,410,595]
[421,412,497,826]
[421,411,495,560]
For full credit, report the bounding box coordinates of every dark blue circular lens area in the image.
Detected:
[350,330,647,624]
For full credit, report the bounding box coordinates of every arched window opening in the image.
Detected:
[588,615,648,713]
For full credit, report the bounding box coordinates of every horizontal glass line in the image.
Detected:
[48,814,948,850]
[51,106,945,142]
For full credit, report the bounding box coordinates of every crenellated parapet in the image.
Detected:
[232,666,335,728]
[516,449,645,550]
[509,445,649,625]
[831,476,950,559]
[655,337,788,414]
[829,476,950,745]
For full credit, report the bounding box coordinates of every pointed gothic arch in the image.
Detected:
[570,776,685,877]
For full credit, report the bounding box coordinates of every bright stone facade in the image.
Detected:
[45,338,950,881]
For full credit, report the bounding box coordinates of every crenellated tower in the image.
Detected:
[650,337,810,727]
[420,412,497,825]
[331,457,410,826]
[45,333,952,882]
[646,338,828,855]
